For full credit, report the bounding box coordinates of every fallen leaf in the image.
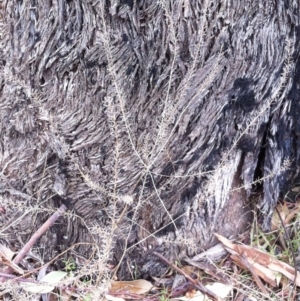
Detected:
[285,205,300,224]
[38,264,49,281]
[21,283,55,294]
[105,295,125,301]
[214,234,236,253]
[110,279,153,294]
[231,254,277,287]
[173,283,231,301]
[40,271,67,285]
[280,275,289,289]
[0,244,15,261]
[205,283,232,299]
[172,290,208,301]
[215,233,300,287]
[21,271,67,294]
[271,202,289,231]
[0,247,24,275]
[185,289,197,298]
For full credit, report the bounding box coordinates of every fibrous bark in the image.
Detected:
[0,0,300,278]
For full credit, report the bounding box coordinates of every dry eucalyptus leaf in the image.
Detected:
[21,283,55,294]
[0,244,23,274]
[172,290,209,301]
[40,271,67,285]
[105,295,125,301]
[173,283,231,301]
[215,233,300,287]
[205,283,233,299]
[185,289,197,298]
[38,264,49,281]
[110,279,153,294]
[271,202,289,231]
[231,254,277,287]
[21,271,67,294]
[285,205,300,224]
[0,252,24,275]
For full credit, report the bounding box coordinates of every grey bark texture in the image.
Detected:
[0,0,300,278]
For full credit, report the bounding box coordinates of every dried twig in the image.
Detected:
[0,272,39,283]
[153,251,221,301]
[0,205,67,282]
[14,205,67,265]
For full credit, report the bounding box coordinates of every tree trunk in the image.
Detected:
[0,0,300,278]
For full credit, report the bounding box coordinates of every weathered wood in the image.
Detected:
[0,0,299,278]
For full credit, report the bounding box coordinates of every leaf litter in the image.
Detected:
[1,199,300,300]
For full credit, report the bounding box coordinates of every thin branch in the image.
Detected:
[0,272,39,283]
[0,205,67,282]
[14,204,67,265]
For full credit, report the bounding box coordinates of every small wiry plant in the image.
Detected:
[1,0,300,300]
